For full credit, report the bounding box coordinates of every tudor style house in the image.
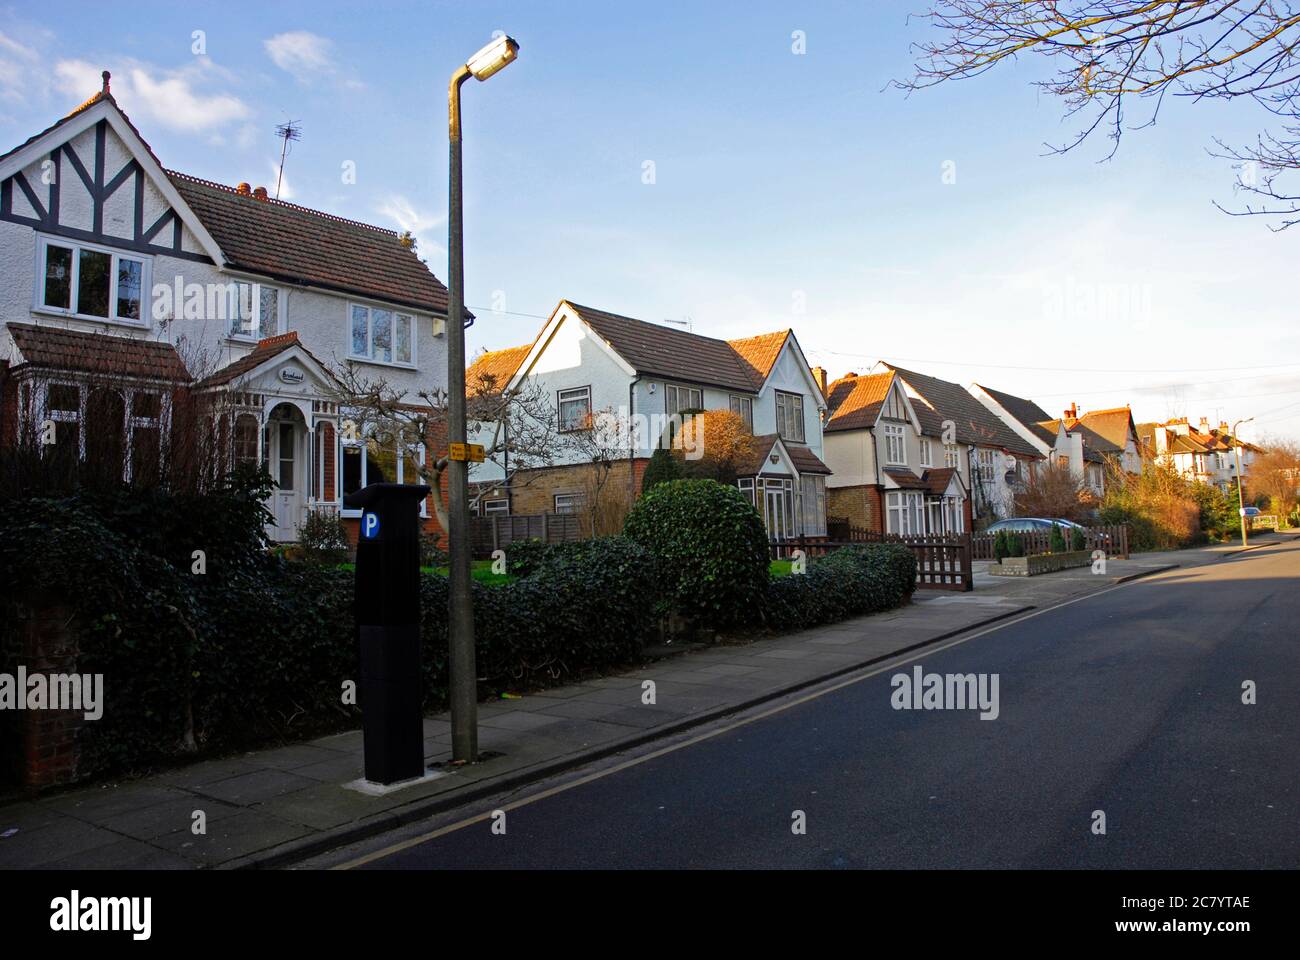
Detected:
[0,75,451,542]
[821,368,970,536]
[465,299,832,539]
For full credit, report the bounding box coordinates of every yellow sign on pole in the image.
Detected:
[448,442,486,463]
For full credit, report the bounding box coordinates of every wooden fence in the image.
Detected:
[969,523,1129,561]
[771,533,973,592]
[470,513,582,558]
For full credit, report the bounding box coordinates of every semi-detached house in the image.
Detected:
[466,299,832,539]
[0,77,453,543]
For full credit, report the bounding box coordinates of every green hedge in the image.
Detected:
[623,478,770,629]
[759,544,917,632]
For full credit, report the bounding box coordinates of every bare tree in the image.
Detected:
[329,361,572,532]
[898,1,1300,227]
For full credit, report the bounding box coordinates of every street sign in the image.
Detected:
[448,442,486,463]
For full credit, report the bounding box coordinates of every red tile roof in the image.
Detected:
[197,331,330,388]
[7,322,190,381]
[466,343,532,395]
[824,371,895,432]
[786,443,831,475]
[727,330,791,386]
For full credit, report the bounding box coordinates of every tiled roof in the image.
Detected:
[169,172,452,316]
[7,322,190,381]
[1040,418,1108,463]
[824,371,895,432]
[196,331,325,388]
[976,383,1053,432]
[884,364,1041,458]
[1069,407,1135,453]
[564,302,760,393]
[884,467,931,490]
[467,344,532,395]
[727,330,790,386]
[786,443,831,475]
[922,466,958,495]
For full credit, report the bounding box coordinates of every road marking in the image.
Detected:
[330,561,1214,869]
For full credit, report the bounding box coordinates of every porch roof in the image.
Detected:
[6,322,190,382]
[196,331,334,390]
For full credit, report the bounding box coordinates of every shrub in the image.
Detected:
[1049,523,1067,553]
[641,447,682,493]
[298,508,351,565]
[622,479,770,629]
[1070,526,1087,551]
[503,537,555,578]
[759,544,916,632]
[1008,532,1026,558]
[419,529,449,568]
[993,529,1009,561]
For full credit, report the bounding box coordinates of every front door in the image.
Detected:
[270,417,302,541]
[765,484,788,540]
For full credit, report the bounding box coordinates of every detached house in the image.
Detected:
[0,75,452,542]
[822,369,970,536]
[466,299,832,539]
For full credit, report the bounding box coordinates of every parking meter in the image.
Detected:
[344,482,431,784]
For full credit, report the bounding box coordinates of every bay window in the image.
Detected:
[801,475,827,536]
[38,236,149,326]
[341,428,426,514]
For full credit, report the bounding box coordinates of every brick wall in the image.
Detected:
[5,598,85,791]
[828,484,884,533]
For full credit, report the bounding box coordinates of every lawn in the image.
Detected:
[338,560,513,585]
[769,559,794,577]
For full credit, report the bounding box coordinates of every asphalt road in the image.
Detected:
[340,538,1300,869]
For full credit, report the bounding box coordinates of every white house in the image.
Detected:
[0,75,451,542]
[466,299,832,538]
[1137,417,1260,493]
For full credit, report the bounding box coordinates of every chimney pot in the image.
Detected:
[236,182,251,195]
[253,186,268,201]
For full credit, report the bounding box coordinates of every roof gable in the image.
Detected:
[880,363,1041,458]
[824,371,902,432]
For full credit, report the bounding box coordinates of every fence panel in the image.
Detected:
[971,524,1130,560]
[470,513,582,558]
[772,532,973,592]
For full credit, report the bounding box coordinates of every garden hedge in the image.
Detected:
[760,544,917,632]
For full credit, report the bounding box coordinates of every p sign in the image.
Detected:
[361,511,381,540]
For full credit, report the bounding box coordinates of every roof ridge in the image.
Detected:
[564,300,738,347]
[166,170,401,236]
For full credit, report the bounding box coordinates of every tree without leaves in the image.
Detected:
[898,1,1300,228]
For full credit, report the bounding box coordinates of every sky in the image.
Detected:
[3,0,1297,443]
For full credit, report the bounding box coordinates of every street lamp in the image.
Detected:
[1232,417,1254,549]
[445,34,519,764]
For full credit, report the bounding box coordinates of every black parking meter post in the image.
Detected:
[343,482,431,785]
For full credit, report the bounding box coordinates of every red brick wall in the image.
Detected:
[7,599,85,791]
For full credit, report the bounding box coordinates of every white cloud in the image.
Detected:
[53,58,249,133]
[264,31,335,82]
[270,162,293,201]
[377,194,444,236]
[0,30,42,103]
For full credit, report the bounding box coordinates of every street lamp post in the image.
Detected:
[1232,417,1254,549]
[446,34,519,764]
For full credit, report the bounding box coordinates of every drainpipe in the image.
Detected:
[628,376,640,501]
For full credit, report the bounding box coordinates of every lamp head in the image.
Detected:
[467,35,519,80]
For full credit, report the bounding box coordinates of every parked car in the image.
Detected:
[985,518,1109,543]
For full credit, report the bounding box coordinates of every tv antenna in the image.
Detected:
[662,316,693,333]
[274,121,302,200]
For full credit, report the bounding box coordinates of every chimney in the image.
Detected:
[235,182,251,196]
[1065,402,1078,420]
[811,365,828,396]
[1199,416,1210,433]
[1219,420,1229,432]
[253,186,269,201]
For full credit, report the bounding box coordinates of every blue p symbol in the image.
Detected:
[363,512,380,540]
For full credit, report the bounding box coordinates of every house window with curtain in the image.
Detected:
[729,395,754,431]
[801,475,826,536]
[558,387,592,432]
[775,391,805,442]
[665,384,703,415]
[919,438,933,467]
[884,424,906,465]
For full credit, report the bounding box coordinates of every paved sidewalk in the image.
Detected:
[0,537,1273,870]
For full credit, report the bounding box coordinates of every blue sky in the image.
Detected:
[3,0,1297,441]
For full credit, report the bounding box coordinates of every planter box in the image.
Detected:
[988,550,1093,577]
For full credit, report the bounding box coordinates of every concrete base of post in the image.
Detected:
[343,767,449,797]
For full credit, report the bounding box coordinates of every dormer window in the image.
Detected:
[38,236,149,326]
[776,390,804,442]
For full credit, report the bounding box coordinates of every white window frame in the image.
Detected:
[775,390,805,443]
[729,394,754,431]
[737,476,756,507]
[801,474,826,537]
[554,493,581,514]
[482,498,509,515]
[884,424,906,466]
[558,386,592,433]
[339,427,427,517]
[35,379,168,481]
[347,302,417,367]
[226,281,284,342]
[35,234,152,328]
[919,438,933,468]
[665,384,703,416]
[944,443,960,468]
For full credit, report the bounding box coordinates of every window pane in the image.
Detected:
[372,309,392,363]
[278,422,295,491]
[366,437,396,483]
[48,384,79,412]
[77,249,111,317]
[258,286,278,339]
[351,305,369,356]
[234,414,259,468]
[116,258,143,321]
[44,245,73,309]
[342,444,363,496]
[231,283,254,337]
[394,314,412,363]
